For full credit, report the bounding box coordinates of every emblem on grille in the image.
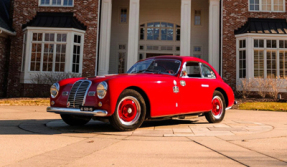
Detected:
[67,102,70,107]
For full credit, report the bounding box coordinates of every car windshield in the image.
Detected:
[127,59,181,75]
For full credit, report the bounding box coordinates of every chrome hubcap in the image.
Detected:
[211,96,223,119]
[117,96,141,126]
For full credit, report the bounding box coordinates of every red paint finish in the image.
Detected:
[50,56,235,119]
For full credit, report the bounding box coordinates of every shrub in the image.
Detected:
[236,78,254,99]
[31,72,82,85]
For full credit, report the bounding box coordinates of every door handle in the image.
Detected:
[201,84,209,88]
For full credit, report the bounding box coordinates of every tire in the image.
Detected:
[110,89,146,131]
[205,91,226,123]
[60,114,92,126]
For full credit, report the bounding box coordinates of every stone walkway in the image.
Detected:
[43,117,274,137]
[1,106,287,167]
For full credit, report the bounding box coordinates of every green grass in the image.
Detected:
[239,102,287,112]
[0,98,50,106]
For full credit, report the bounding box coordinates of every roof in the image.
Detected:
[22,12,87,30]
[0,0,14,33]
[235,18,287,35]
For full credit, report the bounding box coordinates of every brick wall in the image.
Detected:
[7,0,99,97]
[0,36,10,98]
[222,0,287,90]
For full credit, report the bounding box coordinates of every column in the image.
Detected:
[98,0,112,76]
[208,0,220,72]
[180,0,191,56]
[127,0,140,69]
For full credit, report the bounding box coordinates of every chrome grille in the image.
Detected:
[68,80,92,108]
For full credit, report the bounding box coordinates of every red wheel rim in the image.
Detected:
[117,96,141,125]
[211,96,223,119]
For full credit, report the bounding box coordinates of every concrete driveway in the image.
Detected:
[0,106,286,167]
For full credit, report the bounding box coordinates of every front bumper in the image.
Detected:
[47,107,108,117]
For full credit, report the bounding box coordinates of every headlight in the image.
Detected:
[97,81,108,99]
[50,83,60,98]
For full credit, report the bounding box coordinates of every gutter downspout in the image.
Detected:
[95,0,102,76]
[220,0,223,77]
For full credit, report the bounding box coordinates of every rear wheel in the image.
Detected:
[60,114,92,126]
[110,89,146,131]
[205,91,226,123]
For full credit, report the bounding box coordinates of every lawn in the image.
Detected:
[239,102,287,112]
[0,98,50,106]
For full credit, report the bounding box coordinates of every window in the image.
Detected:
[24,30,84,75]
[72,35,82,73]
[140,22,180,41]
[120,8,128,23]
[249,0,285,11]
[194,10,201,25]
[118,44,126,74]
[201,64,216,79]
[267,51,277,78]
[183,62,201,78]
[254,50,264,78]
[118,53,126,74]
[193,46,202,59]
[279,51,287,78]
[239,40,246,78]
[30,33,67,72]
[39,0,73,6]
[194,46,201,52]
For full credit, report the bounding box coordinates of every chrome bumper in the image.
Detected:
[47,107,108,117]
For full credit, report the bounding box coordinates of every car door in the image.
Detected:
[199,63,217,111]
[178,61,206,113]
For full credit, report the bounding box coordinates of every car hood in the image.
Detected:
[86,73,177,83]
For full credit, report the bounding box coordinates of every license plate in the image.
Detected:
[80,106,94,112]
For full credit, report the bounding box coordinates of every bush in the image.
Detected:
[236,78,254,99]
[31,72,82,85]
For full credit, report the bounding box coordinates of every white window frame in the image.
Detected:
[38,0,74,7]
[119,7,128,24]
[194,10,202,26]
[22,27,85,83]
[249,0,285,12]
[236,33,287,91]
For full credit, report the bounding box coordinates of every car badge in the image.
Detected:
[67,102,70,107]
[180,80,186,87]
[173,86,179,93]
[173,80,177,86]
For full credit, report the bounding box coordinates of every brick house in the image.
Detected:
[0,0,287,97]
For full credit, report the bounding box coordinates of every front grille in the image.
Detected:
[67,80,92,108]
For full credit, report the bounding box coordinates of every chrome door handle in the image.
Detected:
[201,84,209,88]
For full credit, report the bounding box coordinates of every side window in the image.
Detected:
[182,62,201,78]
[201,64,216,79]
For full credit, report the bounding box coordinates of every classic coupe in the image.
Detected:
[47,56,235,131]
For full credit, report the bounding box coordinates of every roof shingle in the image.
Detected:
[22,12,87,30]
[235,18,287,35]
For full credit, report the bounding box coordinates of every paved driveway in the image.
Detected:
[0,106,287,167]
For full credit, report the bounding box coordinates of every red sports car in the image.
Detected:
[47,56,235,131]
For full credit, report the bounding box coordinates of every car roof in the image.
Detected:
[145,55,209,64]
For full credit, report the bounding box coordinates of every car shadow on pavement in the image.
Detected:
[0,118,208,135]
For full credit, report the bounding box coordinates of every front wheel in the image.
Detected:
[110,89,146,131]
[60,114,92,126]
[205,91,226,123]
